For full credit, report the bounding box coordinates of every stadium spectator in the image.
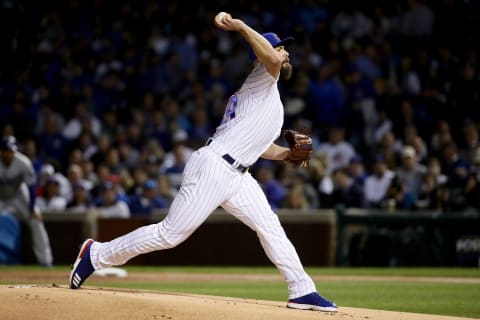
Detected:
[66,181,94,214]
[373,131,401,170]
[284,185,310,210]
[465,149,480,210]
[38,164,71,202]
[66,164,93,200]
[347,155,367,187]
[459,120,480,165]
[418,160,448,210]
[307,62,346,129]
[162,131,193,193]
[128,179,168,216]
[364,154,395,208]
[36,112,68,167]
[22,138,44,175]
[429,120,453,157]
[331,168,366,208]
[188,108,214,149]
[394,0,434,38]
[440,142,471,189]
[330,3,373,42]
[63,102,102,141]
[395,146,427,209]
[373,109,394,147]
[94,181,130,219]
[255,163,287,210]
[161,129,194,172]
[35,177,67,213]
[89,134,113,166]
[318,126,356,175]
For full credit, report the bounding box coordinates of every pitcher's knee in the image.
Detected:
[156,223,194,249]
[159,236,183,249]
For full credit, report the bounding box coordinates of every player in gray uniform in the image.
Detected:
[69,13,337,312]
[0,135,53,266]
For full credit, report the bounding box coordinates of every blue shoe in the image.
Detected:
[287,292,338,312]
[69,239,95,289]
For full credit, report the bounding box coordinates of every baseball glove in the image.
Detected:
[283,129,313,167]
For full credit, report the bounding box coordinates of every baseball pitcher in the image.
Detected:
[69,12,337,312]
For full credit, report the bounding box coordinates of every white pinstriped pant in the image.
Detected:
[90,145,316,298]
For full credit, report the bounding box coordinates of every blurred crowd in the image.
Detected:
[1,0,480,216]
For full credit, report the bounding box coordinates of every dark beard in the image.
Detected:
[280,62,293,80]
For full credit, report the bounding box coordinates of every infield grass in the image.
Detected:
[1,266,479,318]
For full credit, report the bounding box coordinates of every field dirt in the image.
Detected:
[0,270,478,320]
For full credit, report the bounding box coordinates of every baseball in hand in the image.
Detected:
[215,12,228,24]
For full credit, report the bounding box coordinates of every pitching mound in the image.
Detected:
[0,285,472,320]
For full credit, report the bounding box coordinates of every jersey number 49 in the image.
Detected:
[221,94,238,125]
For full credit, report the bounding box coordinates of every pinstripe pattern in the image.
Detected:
[221,174,316,298]
[91,148,239,268]
[212,64,283,166]
[89,63,317,299]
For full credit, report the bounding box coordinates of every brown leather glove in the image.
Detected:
[283,129,313,167]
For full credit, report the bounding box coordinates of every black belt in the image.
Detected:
[206,139,249,173]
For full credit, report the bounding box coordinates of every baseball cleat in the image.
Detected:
[287,292,338,312]
[69,239,95,289]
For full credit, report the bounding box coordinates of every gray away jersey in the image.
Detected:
[0,152,36,200]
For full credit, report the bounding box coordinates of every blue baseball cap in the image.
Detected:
[249,32,295,61]
[143,179,157,190]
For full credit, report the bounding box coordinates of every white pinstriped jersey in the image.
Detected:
[0,152,36,201]
[212,64,284,166]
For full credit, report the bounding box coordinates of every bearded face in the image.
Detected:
[280,61,293,80]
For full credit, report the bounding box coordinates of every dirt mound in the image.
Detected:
[0,285,473,320]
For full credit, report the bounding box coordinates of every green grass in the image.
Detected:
[1,266,480,318]
[326,280,480,318]
[121,266,480,278]
[307,266,480,277]
[2,265,479,277]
